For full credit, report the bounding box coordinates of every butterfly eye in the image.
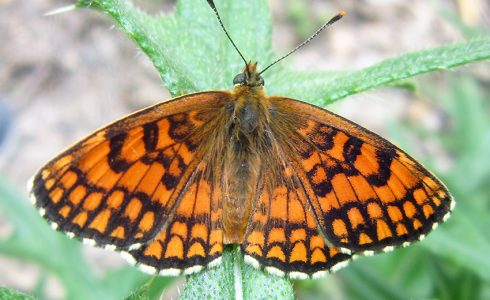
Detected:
[233,73,246,85]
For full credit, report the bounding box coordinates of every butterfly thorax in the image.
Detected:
[221,72,271,244]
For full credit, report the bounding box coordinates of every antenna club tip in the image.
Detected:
[339,11,346,17]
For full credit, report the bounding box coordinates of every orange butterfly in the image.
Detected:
[30,1,453,279]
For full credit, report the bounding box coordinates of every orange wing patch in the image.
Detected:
[127,167,223,275]
[242,170,351,278]
[270,96,453,254]
[31,92,230,260]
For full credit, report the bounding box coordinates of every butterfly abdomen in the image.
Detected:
[221,88,270,244]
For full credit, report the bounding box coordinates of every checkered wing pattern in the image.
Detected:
[31,92,230,274]
[269,97,453,254]
[242,168,351,278]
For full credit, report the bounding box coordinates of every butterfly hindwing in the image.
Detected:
[31,92,230,255]
[242,169,351,278]
[127,163,224,275]
[269,96,453,253]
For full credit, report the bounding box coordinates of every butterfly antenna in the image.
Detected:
[207,0,249,68]
[258,11,346,76]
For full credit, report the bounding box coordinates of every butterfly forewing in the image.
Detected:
[269,96,453,253]
[31,92,230,256]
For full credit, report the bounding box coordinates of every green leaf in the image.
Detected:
[0,287,36,300]
[124,277,156,300]
[76,0,273,95]
[240,251,294,300]
[182,247,293,300]
[268,38,490,105]
[76,0,489,105]
[428,256,484,300]
[181,247,235,299]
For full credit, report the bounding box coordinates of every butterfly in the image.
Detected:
[30,1,453,279]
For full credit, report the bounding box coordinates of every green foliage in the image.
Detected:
[0,287,36,300]
[181,247,236,299]
[182,247,293,300]
[0,0,489,299]
[76,0,273,95]
[414,75,490,280]
[76,0,490,104]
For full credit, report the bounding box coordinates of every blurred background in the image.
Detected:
[0,0,489,299]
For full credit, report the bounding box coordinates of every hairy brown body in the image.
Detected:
[221,85,271,243]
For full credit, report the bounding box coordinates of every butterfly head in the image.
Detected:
[233,62,264,88]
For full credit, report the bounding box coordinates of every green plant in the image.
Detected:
[0,0,489,299]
